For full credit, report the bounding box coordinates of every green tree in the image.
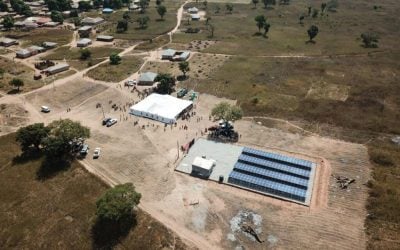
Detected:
[263,21,271,37]
[72,17,81,26]
[255,15,266,33]
[116,19,128,32]
[157,5,167,20]
[51,10,64,24]
[137,16,149,29]
[109,53,121,65]
[139,0,149,13]
[42,119,90,158]
[263,0,276,9]
[226,3,233,14]
[96,183,141,222]
[312,8,319,18]
[203,0,208,9]
[16,123,50,152]
[252,0,259,8]
[46,0,60,11]
[0,0,9,11]
[211,102,243,121]
[321,3,327,13]
[154,73,175,94]
[178,61,190,77]
[2,16,14,30]
[70,9,79,17]
[307,6,312,16]
[307,25,319,42]
[299,14,305,24]
[361,32,379,48]
[78,1,92,11]
[122,11,130,20]
[80,48,91,60]
[156,0,162,6]
[9,78,24,91]
[0,68,5,78]
[93,0,102,8]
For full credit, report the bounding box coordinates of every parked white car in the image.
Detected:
[124,79,137,86]
[106,118,117,127]
[41,106,50,113]
[93,147,101,159]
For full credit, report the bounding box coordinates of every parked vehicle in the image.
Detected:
[102,117,111,125]
[177,88,188,98]
[41,106,50,113]
[125,79,137,86]
[80,144,89,155]
[93,147,101,159]
[106,118,117,127]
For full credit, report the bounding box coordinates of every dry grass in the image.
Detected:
[42,46,123,61]
[3,28,73,46]
[86,56,143,82]
[0,133,189,249]
[0,57,41,93]
[174,1,400,56]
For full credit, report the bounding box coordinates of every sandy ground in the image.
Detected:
[1,75,371,249]
[0,2,371,249]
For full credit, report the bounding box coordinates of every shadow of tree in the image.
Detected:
[36,157,72,181]
[12,150,43,165]
[7,89,21,95]
[91,215,137,249]
[305,40,316,44]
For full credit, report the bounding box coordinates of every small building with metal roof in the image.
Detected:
[138,72,158,85]
[161,48,176,60]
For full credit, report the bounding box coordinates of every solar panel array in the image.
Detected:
[228,147,316,203]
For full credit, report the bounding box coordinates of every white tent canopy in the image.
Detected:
[129,93,193,123]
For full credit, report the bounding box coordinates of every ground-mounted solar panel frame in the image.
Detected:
[228,147,317,205]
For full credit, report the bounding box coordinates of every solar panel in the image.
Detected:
[228,171,307,202]
[234,162,309,189]
[238,154,311,179]
[242,147,314,169]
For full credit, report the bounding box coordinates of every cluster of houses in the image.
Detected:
[15,41,57,59]
[161,49,190,61]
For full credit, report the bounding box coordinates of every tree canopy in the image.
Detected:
[10,0,32,16]
[307,25,319,42]
[211,102,243,122]
[96,183,141,222]
[9,78,24,91]
[16,123,50,151]
[109,53,121,65]
[178,61,190,77]
[157,5,167,20]
[116,19,128,33]
[2,16,14,30]
[137,16,150,29]
[0,0,9,12]
[361,32,379,48]
[45,0,72,11]
[255,15,266,33]
[78,1,92,11]
[154,73,175,94]
[80,48,91,60]
[51,10,64,24]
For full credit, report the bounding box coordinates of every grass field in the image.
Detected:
[0,57,41,93]
[365,139,400,249]
[0,133,188,249]
[86,56,143,82]
[96,0,184,40]
[2,28,73,46]
[42,46,123,71]
[173,1,400,56]
[188,52,400,135]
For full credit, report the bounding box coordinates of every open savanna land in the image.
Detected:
[0,57,41,93]
[3,28,74,46]
[188,52,400,135]
[0,133,189,249]
[174,0,399,56]
[86,55,143,82]
[97,0,184,40]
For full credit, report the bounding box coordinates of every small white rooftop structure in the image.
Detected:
[44,21,59,27]
[78,25,92,32]
[42,41,57,48]
[16,49,31,58]
[129,93,193,124]
[0,37,17,47]
[191,14,200,20]
[96,35,114,42]
[45,63,70,75]
[192,156,216,177]
[161,48,176,59]
[138,71,158,85]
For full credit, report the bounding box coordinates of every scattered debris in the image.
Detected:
[334,175,355,189]
[229,210,263,243]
